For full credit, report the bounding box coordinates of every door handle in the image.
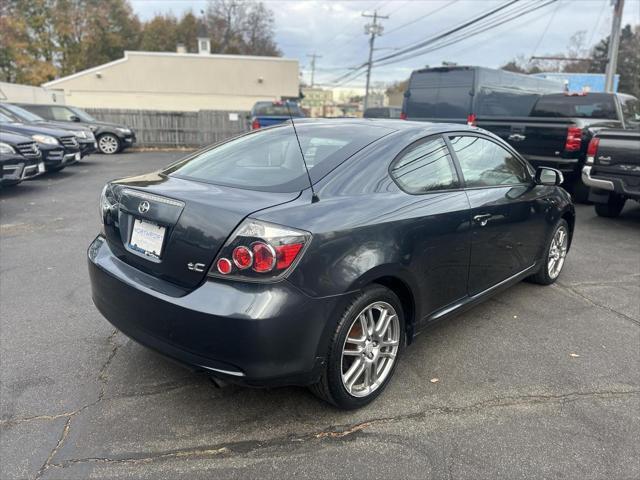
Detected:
[473,214,492,226]
[508,133,526,142]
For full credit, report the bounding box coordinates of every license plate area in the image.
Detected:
[129,218,166,259]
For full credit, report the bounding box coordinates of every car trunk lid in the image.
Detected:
[104,173,300,289]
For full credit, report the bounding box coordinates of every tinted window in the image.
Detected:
[253,102,303,117]
[476,88,541,117]
[68,106,96,122]
[449,136,528,187]
[530,94,617,119]
[165,123,393,192]
[406,70,473,119]
[19,105,51,119]
[390,137,459,193]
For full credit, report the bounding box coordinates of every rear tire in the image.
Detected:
[309,284,405,409]
[595,195,625,218]
[528,219,569,285]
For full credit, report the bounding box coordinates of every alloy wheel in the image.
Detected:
[548,225,568,279]
[340,301,400,398]
[98,135,119,154]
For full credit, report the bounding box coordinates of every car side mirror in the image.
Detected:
[535,167,563,186]
[70,115,81,122]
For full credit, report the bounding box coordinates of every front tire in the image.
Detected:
[97,134,121,155]
[528,219,569,285]
[310,285,404,409]
[595,194,625,218]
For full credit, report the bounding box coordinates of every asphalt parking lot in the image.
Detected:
[1,151,639,480]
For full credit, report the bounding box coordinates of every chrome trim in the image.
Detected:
[21,164,40,179]
[122,188,185,207]
[582,165,614,191]
[430,263,539,322]
[197,364,245,377]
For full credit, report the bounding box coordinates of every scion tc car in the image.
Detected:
[88,119,574,409]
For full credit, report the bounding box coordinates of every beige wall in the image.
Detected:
[45,52,299,111]
[0,81,65,104]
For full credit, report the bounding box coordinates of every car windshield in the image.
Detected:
[0,112,16,123]
[165,123,394,192]
[68,106,96,122]
[253,103,302,117]
[2,104,44,122]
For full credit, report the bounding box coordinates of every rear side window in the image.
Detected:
[530,94,617,119]
[390,137,459,193]
[20,105,51,119]
[449,135,528,187]
[166,123,394,192]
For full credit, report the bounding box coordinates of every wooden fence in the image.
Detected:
[84,108,250,148]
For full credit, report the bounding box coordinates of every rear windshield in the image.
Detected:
[530,94,618,119]
[166,123,394,192]
[253,103,303,117]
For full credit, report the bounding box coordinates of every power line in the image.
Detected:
[383,0,459,36]
[329,1,519,84]
[372,0,559,68]
[530,0,563,59]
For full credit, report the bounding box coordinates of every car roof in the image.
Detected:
[291,117,477,135]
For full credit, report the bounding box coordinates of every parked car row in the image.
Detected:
[0,102,136,189]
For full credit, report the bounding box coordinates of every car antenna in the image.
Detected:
[285,100,319,203]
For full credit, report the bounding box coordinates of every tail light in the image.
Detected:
[585,137,599,164]
[400,112,407,120]
[251,118,260,130]
[565,126,582,152]
[466,114,477,126]
[209,219,311,282]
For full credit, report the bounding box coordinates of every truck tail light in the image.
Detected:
[466,114,477,126]
[400,112,407,120]
[209,219,311,282]
[251,118,261,130]
[565,126,582,152]
[585,137,600,164]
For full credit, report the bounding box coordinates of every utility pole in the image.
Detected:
[306,53,322,87]
[363,11,388,110]
[604,0,625,92]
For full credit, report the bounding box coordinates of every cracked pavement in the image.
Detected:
[1,152,639,480]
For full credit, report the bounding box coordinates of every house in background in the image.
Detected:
[42,43,299,112]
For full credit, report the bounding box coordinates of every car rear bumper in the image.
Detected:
[582,166,640,200]
[87,236,344,386]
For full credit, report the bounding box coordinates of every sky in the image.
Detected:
[130,0,640,88]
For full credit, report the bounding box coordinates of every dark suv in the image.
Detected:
[15,103,136,155]
[0,130,44,187]
[0,111,81,172]
[0,103,96,158]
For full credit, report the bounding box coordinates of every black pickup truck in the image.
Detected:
[582,128,640,217]
[480,92,638,201]
[401,66,639,201]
